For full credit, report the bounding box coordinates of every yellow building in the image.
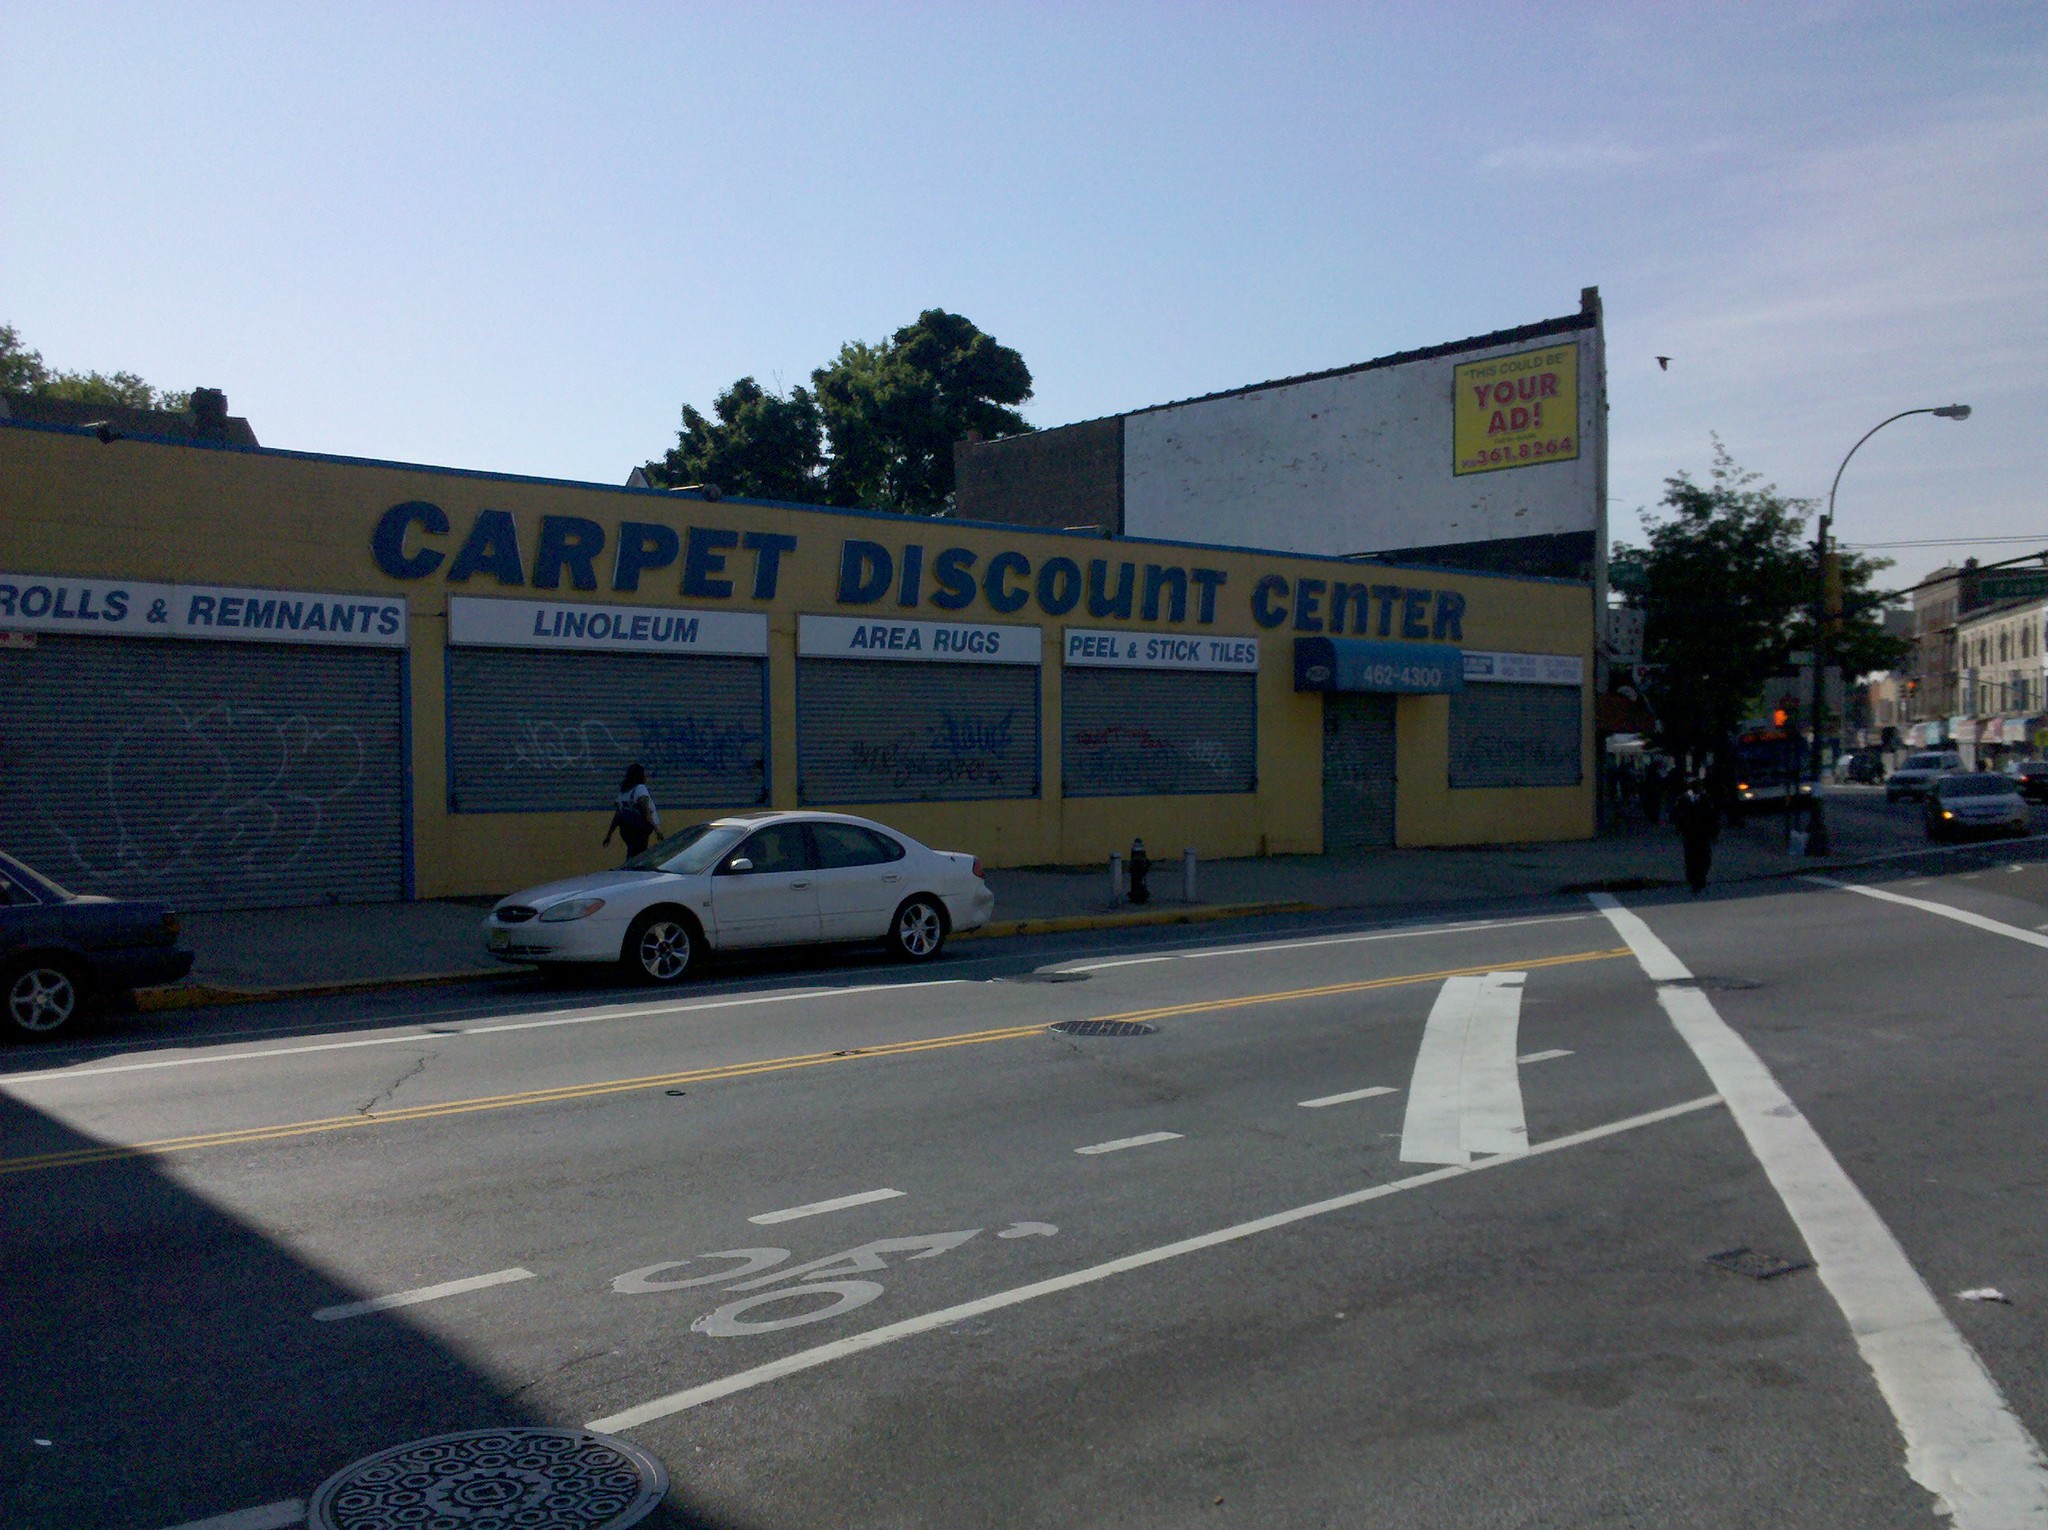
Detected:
[1,419,1596,909]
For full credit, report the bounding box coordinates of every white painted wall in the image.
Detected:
[1122,325,1604,560]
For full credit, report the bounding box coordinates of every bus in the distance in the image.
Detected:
[1728,721,1812,822]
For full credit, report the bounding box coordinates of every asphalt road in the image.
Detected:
[7,820,2048,1527]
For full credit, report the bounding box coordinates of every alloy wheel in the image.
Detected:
[896,901,943,959]
[636,920,692,982]
[8,965,79,1035]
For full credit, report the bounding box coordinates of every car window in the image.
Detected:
[810,823,905,869]
[628,822,749,874]
[0,852,66,901]
[1940,775,2018,798]
[1902,753,1947,770]
[731,823,815,874]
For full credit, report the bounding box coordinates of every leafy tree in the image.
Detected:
[1611,440,1906,759]
[812,309,1034,513]
[0,322,190,411]
[644,376,824,501]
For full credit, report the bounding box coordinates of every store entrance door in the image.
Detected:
[1322,693,1396,851]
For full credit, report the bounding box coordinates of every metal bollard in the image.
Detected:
[1128,838,1152,904]
[1182,847,1197,903]
[1108,852,1124,902]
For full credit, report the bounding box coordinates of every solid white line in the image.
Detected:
[1592,893,2048,1527]
[1298,1085,1398,1108]
[0,982,971,1086]
[586,1093,1721,1433]
[1809,875,2048,950]
[1460,971,1528,1158]
[748,1188,905,1224]
[1074,1131,1184,1155]
[160,1503,305,1530]
[311,1266,536,1323]
[1057,913,1589,972]
[1517,1048,1573,1065]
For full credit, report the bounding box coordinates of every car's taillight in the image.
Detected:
[162,911,181,939]
[971,857,985,879]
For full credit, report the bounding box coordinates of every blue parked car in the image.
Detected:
[1,851,193,1039]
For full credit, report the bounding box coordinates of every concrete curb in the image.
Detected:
[131,900,1323,1011]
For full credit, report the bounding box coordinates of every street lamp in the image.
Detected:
[1806,404,1972,853]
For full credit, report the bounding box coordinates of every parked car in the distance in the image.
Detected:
[1886,750,1963,802]
[1924,773,2030,842]
[0,851,194,1039]
[1840,748,1886,784]
[2005,759,2048,803]
[483,811,995,983]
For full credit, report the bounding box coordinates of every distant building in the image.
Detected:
[1953,595,2048,763]
[0,386,258,448]
[1907,565,1963,729]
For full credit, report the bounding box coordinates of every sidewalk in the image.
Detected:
[154,789,1953,1005]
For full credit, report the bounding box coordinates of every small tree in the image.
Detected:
[644,376,824,502]
[0,323,189,411]
[1611,440,1906,760]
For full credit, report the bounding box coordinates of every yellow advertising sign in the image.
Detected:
[1453,343,1579,476]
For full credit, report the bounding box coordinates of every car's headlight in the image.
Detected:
[1941,810,1955,819]
[539,897,607,922]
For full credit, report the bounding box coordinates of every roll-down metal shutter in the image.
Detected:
[1322,693,1397,851]
[1062,669,1256,796]
[797,659,1040,804]
[1449,686,1582,788]
[445,648,766,813]
[0,635,404,910]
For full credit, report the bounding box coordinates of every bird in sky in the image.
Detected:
[1655,356,1671,370]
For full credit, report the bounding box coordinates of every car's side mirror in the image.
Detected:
[720,856,754,876]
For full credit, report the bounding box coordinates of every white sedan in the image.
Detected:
[482,811,995,982]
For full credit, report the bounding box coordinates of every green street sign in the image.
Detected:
[1973,570,2048,603]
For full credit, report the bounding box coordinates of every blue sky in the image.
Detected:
[4,2,2042,588]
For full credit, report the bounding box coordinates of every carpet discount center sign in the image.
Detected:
[1452,343,1579,476]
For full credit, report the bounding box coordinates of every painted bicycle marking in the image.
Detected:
[611,1222,1060,1336]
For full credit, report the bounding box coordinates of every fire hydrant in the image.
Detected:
[1128,838,1152,904]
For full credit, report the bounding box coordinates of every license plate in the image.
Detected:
[488,929,510,950]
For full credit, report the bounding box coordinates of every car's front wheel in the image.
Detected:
[623,910,697,984]
[888,897,947,962]
[5,958,85,1040]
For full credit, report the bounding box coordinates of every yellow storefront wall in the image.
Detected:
[1,426,1596,898]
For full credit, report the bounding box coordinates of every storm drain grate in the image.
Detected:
[1004,971,1092,984]
[309,1427,667,1530]
[1050,1019,1157,1037]
[1705,1246,1812,1281]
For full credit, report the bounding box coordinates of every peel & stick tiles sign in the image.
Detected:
[1063,628,1259,672]
[0,572,406,646]
[447,595,767,655]
[1452,344,1578,476]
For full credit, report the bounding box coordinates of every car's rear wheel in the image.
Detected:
[5,958,85,1040]
[888,896,947,962]
[623,910,697,984]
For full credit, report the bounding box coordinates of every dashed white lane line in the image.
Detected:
[1517,1048,1574,1064]
[311,1266,536,1323]
[1593,893,2048,1528]
[1057,913,1589,972]
[1075,1131,1184,1155]
[1298,1085,1398,1109]
[1,982,972,1086]
[161,1503,305,1530]
[748,1188,905,1224]
[586,1093,1722,1433]
[1809,875,2048,950]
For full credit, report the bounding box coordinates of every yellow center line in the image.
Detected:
[0,947,1627,1176]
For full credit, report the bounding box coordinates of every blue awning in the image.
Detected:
[1293,637,1464,694]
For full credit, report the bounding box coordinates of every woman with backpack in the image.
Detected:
[602,762,661,859]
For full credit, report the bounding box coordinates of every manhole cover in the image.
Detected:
[309,1427,667,1530]
[1004,971,1091,984]
[1669,976,1764,992]
[1705,1246,1811,1281]
[1049,1019,1157,1036]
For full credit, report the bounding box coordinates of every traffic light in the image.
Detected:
[1772,707,1789,727]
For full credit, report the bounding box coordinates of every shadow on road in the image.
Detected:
[0,1091,756,1530]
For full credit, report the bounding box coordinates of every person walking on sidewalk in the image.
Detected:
[603,762,661,859]
[1671,777,1719,895]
